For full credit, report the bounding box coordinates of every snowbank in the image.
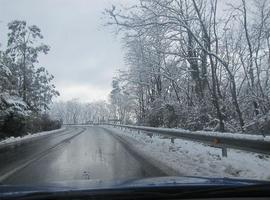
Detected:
[0,127,66,148]
[107,126,270,180]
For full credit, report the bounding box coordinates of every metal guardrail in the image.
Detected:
[103,123,270,157]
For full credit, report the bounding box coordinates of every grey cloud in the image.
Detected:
[0,0,129,102]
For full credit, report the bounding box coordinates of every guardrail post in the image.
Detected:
[171,138,175,144]
[222,147,227,157]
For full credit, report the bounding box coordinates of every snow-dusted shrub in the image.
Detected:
[145,100,179,128]
[2,114,28,136]
[0,93,61,137]
[0,93,30,120]
[244,112,270,135]
[2,113,62,137]
[145,99,164,127]
[175,101,214,131]
[38,114,62,131]
[163,104,178,128]
[146,109,163,127]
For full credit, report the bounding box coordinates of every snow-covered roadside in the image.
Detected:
[106,126,270,180]
[0,127,66,148]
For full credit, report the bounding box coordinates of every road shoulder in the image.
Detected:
[102,126,180,176]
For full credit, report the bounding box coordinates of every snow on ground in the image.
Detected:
[107,126,270,181]
[0,127,66,147]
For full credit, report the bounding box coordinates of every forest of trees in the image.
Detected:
[50,100,112,125]
[0,20,60,137]
[105,0,270,133]
[3,1,269,136]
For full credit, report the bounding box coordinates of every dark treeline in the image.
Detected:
[106,0,270,134]
[0,20,60,138]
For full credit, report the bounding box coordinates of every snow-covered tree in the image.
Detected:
[5,20,59,112]
[50,100,113,125]
[105,0,270,133]
[110,77,135,124]
[0,20,60,136]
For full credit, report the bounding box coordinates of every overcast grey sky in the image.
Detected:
[0,0,131,102]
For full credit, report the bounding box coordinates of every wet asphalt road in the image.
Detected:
[0,126,165,185]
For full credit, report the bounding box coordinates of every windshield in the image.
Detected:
[0,0,270,188]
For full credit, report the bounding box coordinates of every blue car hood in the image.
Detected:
[0,176,267,194]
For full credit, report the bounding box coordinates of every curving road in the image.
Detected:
[0,126,165,185]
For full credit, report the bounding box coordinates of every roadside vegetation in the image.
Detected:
[0,20,61,138]
[103,0,270,134]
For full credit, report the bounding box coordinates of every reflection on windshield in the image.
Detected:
[0,0,269,187]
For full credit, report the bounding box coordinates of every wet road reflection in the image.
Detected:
[3,126,164,184]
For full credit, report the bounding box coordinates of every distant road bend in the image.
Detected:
[0,126,165,185]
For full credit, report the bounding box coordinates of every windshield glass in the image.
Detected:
[0,0,269,187]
